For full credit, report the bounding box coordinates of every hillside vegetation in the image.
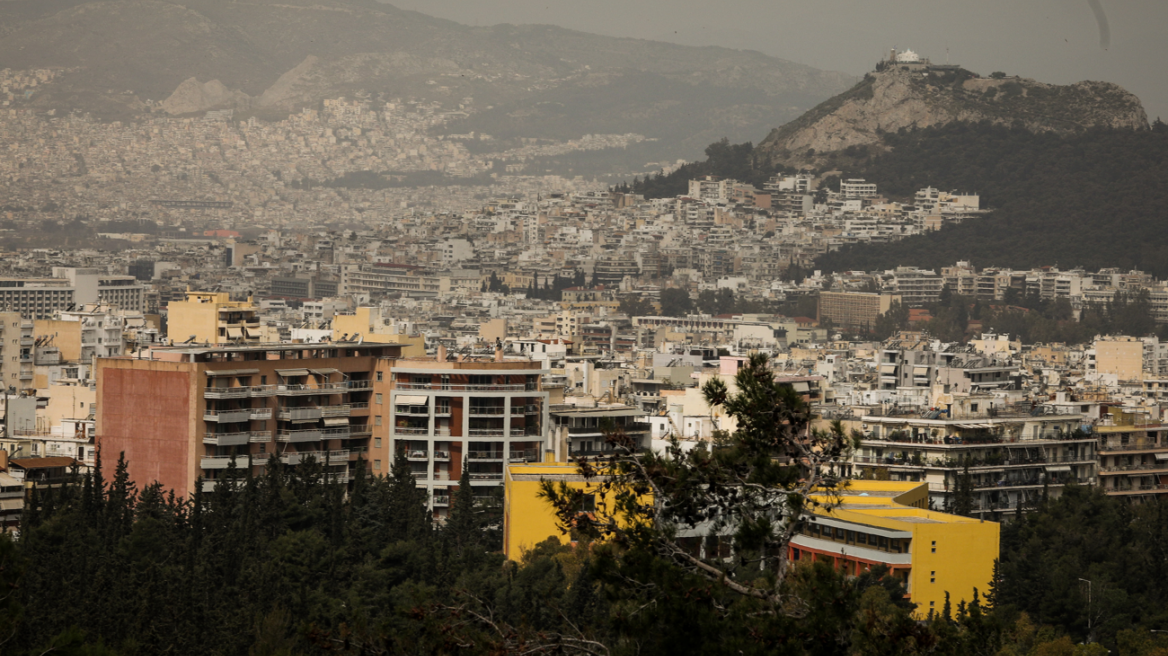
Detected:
[815,121,1168,276]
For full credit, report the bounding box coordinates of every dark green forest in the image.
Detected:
[4,450,1168,654]
[816,121,1168,276]
[623,121,1168,277]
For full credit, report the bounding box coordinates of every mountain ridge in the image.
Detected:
[753,64,1148,170]
[0,0,855,159]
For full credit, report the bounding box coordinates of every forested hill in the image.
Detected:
[814,121,1168,276]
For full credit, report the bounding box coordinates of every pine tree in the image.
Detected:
[444,459,480,561]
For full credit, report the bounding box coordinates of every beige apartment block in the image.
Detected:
[818,291,901,331]
[1094,336,1144,382]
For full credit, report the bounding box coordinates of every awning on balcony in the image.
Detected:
[790,381,810,392]
[913,366,930,376]
[323,417,349,426]
[205,369,259,377]
[879,364,897,374]
[276,368,310,377]
[1155,452,1168,461]
[1044,465,1072,472]
[395,395,427,405]
[310,368,338,376]
[226,327,243,339]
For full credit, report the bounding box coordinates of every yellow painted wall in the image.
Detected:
[167,292,250,345]
[332,308,425,356]
[34,320,82,362]
[908,519,998,617]
[504,462,650,561]
[38,381,96,432]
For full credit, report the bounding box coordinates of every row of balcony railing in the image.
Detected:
[205,381,373,399]
[393,382,534,392]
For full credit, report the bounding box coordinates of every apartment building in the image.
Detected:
[882,267,943,307]
[848,407,1096,520]
[341,264,440,298]
[35,305,126,364]
[1092,336,1145,382]
[818,291,901,331]
[1094,410,1168,499]
[790,481,998,619]
[96,341,396,494]
[167,291,262,346]
[0,312,35,391]
[0,278,75,319]
[550,404,652,457]
[385,349,548,518]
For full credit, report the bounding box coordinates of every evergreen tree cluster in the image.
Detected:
[4,454,1168,653]
[864,289,1168,343]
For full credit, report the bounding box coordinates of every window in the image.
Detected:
[971,403,979,412]
[374,416,382,426]
[376,371,383,382]
[375,393,383,405]
[374,459,381,470]
[930,571,936,584]
[931,540,937,554]
[375,438,382,448]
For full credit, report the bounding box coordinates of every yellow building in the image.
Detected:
[505,469,997,619]
[166,291,260,346]
[794,481,999,618]
[331,307,425,356]
[505,461,650,560]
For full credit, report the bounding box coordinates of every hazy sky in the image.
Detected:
[388,0,1167,136]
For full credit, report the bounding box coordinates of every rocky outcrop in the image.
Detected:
[755,67,1149,169]
[160,77,251,115]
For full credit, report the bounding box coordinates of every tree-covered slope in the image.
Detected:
[815,121,1168,276]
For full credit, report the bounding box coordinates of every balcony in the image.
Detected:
[1099,462,1168,474]
[249,431,273,443]
[347,426,373,438]
[509,449,541,463]
[347,380,372,390]
[324,472,350,485]
[276,429,322,443]
[204,387,250,400]
[396,382,527,392]
[250,385,277,397]
[200,455,257,470]
[321,427,352,439]
[1098,442,1165,453]
[325,449,350,461]
[203,409,252,423]
[469,472,504,480]
[276,383,348,396]
[469,428,506,437]
[467,451,504,461]
[249,408,273,421]
[407,450,429,461]
[280,452,311,465]
[468,407,506,416]
[432,495,451,507]
[203,431,251,446]
[320,404,352,418]
[433,450,451,461]
[394,427,430,436]
[278,407,322,421]
[349,401,370,411]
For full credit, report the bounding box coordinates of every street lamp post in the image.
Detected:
[1078,578,1093,642]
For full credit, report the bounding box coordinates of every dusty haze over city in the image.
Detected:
[392,0,1168,124]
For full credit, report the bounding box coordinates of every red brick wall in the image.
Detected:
[98,366,193,494]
